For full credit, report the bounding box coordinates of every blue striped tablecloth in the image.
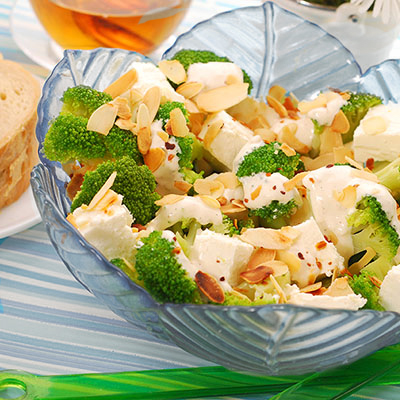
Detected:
[1,0,400,399]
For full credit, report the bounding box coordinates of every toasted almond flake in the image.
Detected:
[209,180,225,199]
[104,69,138,99]
[195,83,249,112]
[349,247,376,275]
[240,228,294,249]
[137,126,152,155]
[270,275,287,303]
[254,128,277,143]
[340,91,351,101]
[280,124,310,154]
[194,179,213,195]
[112,97,132,119]
[240,265,274,284]
[66,214,77,228]
[247,248,276,270]
[215,172,240,189]
[345,156,363,170]
[203,119,224,149]
[199,195,221,209]
[88,171,117,210]
[195,271,225,303]
[94,189,119,211]
[137,103,151,129]
[298,93,327,113]
[170,107,189,137]
[331,110,350,133]
[87,103,118,135]
[280,143,296,157]
[261,260,289,277]
[185,98,201,114]
[115,118,135,131]
[143,147,166,172]
[177,81,204,98]
[268,85,287,102]
[221,202,247,215]
[300,282,322,293]
[232,199,246,209]
[174,180,192,193]
[158,59,187,84]
[251,185,262,201]
[333,185,357,208]
[362,116,388,135]
[218,197,228,206]
[350,168,379,183]
[325,277,354,297]
[276,250,302,273]
[320,127,343,155]
[143,86,161,123]
[283,172,309,192]
[315,240,327,250]
[266,95,288,118]
[155,194,185,206]
[280,226,300,241]
[129,89,143,106]
[157,130,169,142]
[333,146,353,164]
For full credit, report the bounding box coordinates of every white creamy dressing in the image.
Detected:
[272,114,315,148]
[130,61,184,102]
[223,186,244,203]
[72,194,137,261]
[304,92,347,126]
[186,62,243,92]
[303,165,400,261]
[147,196,223,231]
[150,120,183,195]
[240,172,295,210]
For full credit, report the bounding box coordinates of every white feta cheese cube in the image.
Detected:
[353,103,400,162]
[380,264,400,312]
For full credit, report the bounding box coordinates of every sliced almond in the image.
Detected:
[276,250,301,273]
[143,86,161,123]
[203,120,224,149]
[170,108,189,137]
[266,95,288,118]
[143,147,166,172]
[298,93,327,113]
[247,248,276,270]
[280,143,297,157]
[350,168,379,183]
[177,81,204,98]
[221,201,247,215]
[137,103,151,129]
[300,282,322,293]
[158,59,187,84]
[112,97,132,120]
[87,171,117,210]
[66,213,78,228]
[333,185,357,208]
[319,126,343,155]
[331,110,350,134]
[333,146,353,164]
[240,228,294,249]
[115,118,135,131]
[198,195,221,209]
[301,153,335,170]
[362,116,388,135]
[261,260,289,277]
[185,98,201,114]
[195,83,249,112]
[268,85,287,102]
[280,124,310,154]
[215,172,240,189]
[155,194,185,206]
[157,130,169,142]
[194,179,213,195]
[137,126,152,155]
[345,155,363,170]
[240,264,274,284]
[104,69,138,99]
[94,189,120,211]
[129,89,143,106]
[87,102,118,135]
[348,246,376,275]
[188,112,206,135]
[195,271,225,304]
[254,128,277,143]
[270,275,287,303]
[283,172,309,192]
[174,180,192,193]
[325,277,354,297]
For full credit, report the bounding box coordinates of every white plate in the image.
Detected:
[0,185,41,239]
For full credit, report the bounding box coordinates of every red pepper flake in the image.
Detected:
[316,259,322,269]
[266,173,271,177]
[307,263,312,267]
[298,252,305,260]
[366,158,375,170]
[172,247,181,255]
[309,177,315,184]
[165,142,176,150]
[311,287,327,296]
[244,198,249,203]
[328,261,332,265]
[315,241,327,250]
[233,219,239,230]
[132,223,146,231]
[280,191,286,195]
[216,259,221,263]
[168,154,174,161]
[326,164,334,168]
[220,277,225,281]
[272,185,277,190]
[323,235,332,243]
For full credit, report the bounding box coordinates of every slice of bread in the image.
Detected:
[0,57,41,209]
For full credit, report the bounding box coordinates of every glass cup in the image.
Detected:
[28,0,192,55]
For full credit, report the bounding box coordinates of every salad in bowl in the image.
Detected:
[31,2,400,375]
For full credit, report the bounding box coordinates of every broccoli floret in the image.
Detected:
[374,157,400,201]
[250,199,298,220]
[341,92,382,143]
[104,125,143,165]
[347,271,384,311]
[212,215,254,237]
[43,114,106,163]
[236,142,303,179]
[61,85,112,118]
[156,101,189,127]
[71,157,160,225]
[110,258,143,286]
[348,195,400,280]
[135,231,203,304]
[171,49,253,93]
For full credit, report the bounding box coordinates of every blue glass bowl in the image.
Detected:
[31,2,400,375]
